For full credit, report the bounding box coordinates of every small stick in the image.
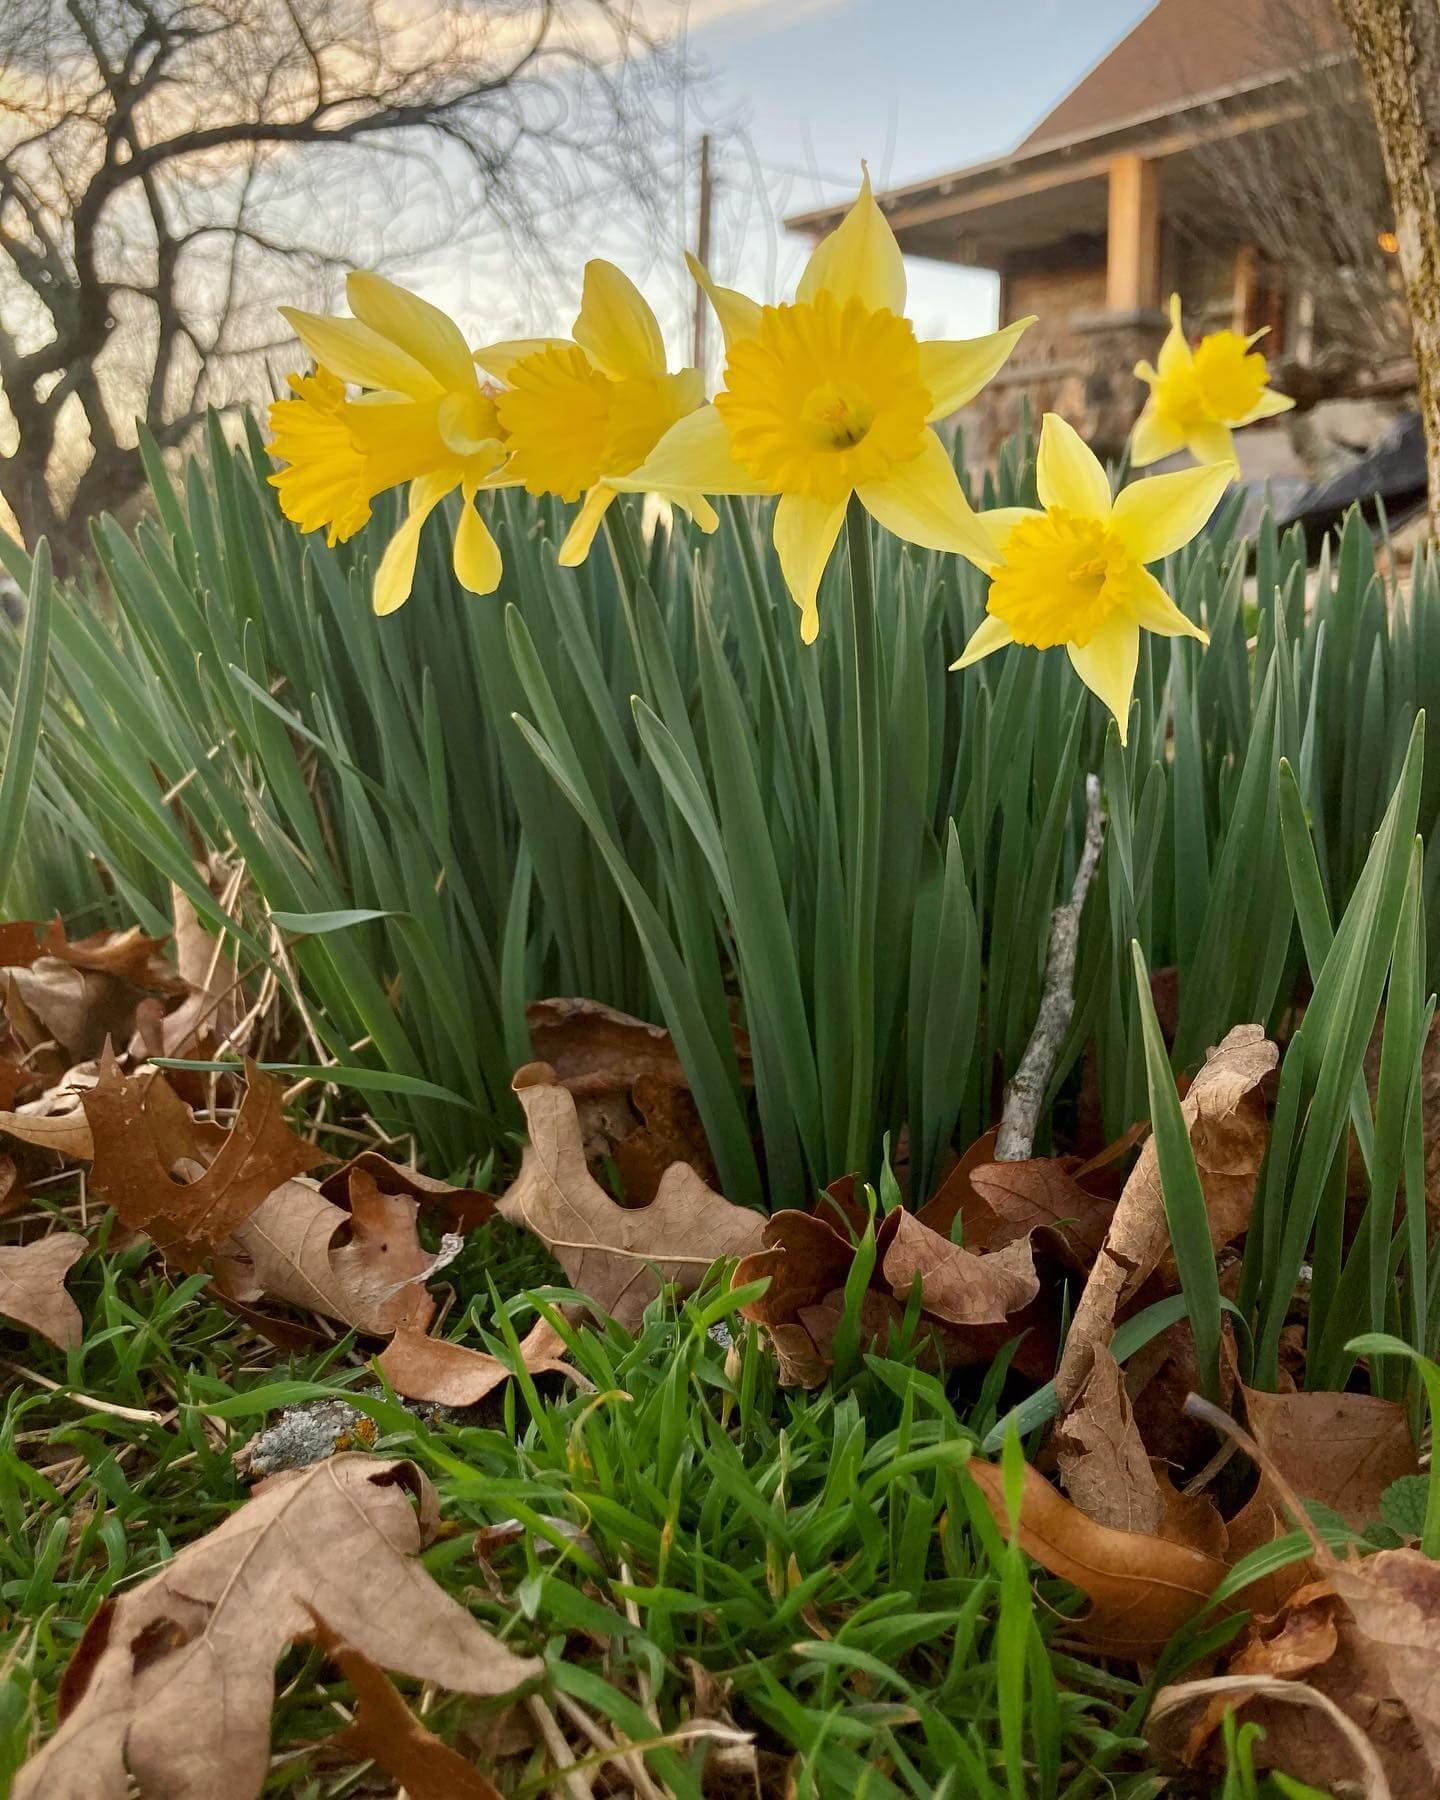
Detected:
[995,773,1105,1161]
[5,1361,168,1424]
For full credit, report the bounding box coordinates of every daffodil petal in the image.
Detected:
[281,307,441,400]
[373,471,456,616]
[1037,412,1113,519]
[686,253,762,348]
[346,271,476,395]
[1134,359,1160,386]
[453,481,503,595]
[1128,567,1208,641]
[855,428,997,567]
[1157,294,1192,379]
[676,491,720,532]
[1186,420,1238,465]
[612,405,771,498]
[573,259,668,381]
[1068,614,1140,745]
[558,485,618,566]
[473,338,572,382]
[1111,460,1233,564]
[919,316,1034,421]
[950,612,1015,670]
[796,167,905,316]
[1237,388,1296,425]
[1131,403,1188,468]
[773,492,848,644]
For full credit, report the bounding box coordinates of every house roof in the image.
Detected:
[784,0,1342,267]
[1016,0,1341,154]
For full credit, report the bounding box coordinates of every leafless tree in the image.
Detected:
[1190,1,1409,378]
[0,0,689,565]
[1336,0,1440,543]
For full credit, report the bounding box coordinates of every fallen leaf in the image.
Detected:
[966,1457,1230,1656]
[0,1060,100,1158]
[1226,1385,1421,1609]
[0,1153,26,1217]
[1173,1578,1419,1794]
[1053,1344,1162,1535]
[2,919,184,1068]
[497,1063,764,1330]
[1243,1385,1420,1532]
[0,1054,29,1109]
[320,1150,495,1235]
[13,1455,541,1800]
[0,1232,85,1348]
[310,1612,503,1799]
[878,1208,1039,1326]
[1148,1673,1392,1799]
[966,1156,1115,1267]
[613,1071,719,1203]
[130,884,245,1062]
[1330,1549,1440,1781]
[219,1169,445,1335]
[734,1211,862,1387]
[914,1127,1000,1238]
[1187,1390,1440,1795]
[1056,1024,1277,1409]
[82,1055,328,1269]
[527,995,751,1088]
[377,1316,581,1407]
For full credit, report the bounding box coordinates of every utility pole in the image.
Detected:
[691,133,714,376]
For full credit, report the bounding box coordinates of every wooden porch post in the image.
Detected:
[1105,153,1160,311]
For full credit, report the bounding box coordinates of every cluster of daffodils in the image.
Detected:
[270,176,1290,741]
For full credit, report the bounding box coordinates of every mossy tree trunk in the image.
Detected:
[1337,0,1440,541]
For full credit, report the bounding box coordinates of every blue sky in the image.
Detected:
[685,0,1150,342]
[427,0,1153,360]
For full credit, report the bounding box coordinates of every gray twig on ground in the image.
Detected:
[994,773,1105,1162]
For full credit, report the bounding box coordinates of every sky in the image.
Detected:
[421,0,1153,367]
[682,0,1150,342]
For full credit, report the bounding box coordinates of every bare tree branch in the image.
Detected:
[0,0,690,563]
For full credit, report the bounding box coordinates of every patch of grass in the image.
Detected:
[1,1214,1227,1797]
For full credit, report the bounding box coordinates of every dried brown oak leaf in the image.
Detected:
[310,1613,503,1799]
[878,1208,1040,1326]
[218,1168,444,1336]
[1053,1343,1163,1536]
[1148,1673,1393,1799]
[966,1457,1230,1657]
[377,1315,581,1407]
[527,994,751,1088]
[319,1148,495,1236]
[1226,1386,1420,1612]
[1056,1023,1277,1410]
[1328,1546,1440,1780]
[734,1210,858,1387]
[966,1156,1115,1268]
[0,1231,85,1348]
[13,1455,540,1800]
[1173,1579,1430,1798]
[0,1073,97,1159]
[497,1062,764,1330]
[82,1055,327,1269]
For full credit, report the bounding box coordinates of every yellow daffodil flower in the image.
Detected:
[952,413,1231,744]
[609,172,1034,642]
[1132,294,1294,468]
[473,259,716,566]
[272,272,510,615]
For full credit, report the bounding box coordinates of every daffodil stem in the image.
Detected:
[844,493,881,1175]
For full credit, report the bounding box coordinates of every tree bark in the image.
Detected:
[1337,0,1440,541]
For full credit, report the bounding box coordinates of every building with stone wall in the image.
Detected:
[787,0,1407,482]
